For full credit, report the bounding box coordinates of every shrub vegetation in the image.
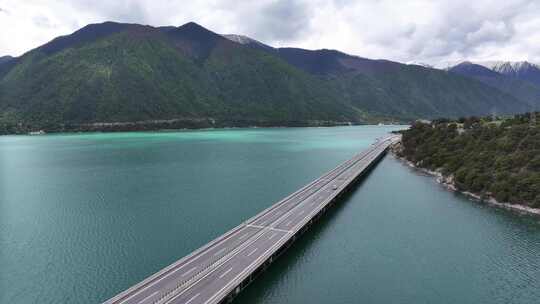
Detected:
[399,113,540,208]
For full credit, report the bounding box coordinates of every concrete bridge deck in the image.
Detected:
[104,135,400,304]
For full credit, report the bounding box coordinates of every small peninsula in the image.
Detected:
[395,113,540,214]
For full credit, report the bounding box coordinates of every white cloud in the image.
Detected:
[0,0,539,65]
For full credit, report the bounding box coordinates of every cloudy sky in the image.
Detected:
[1,0,539,65]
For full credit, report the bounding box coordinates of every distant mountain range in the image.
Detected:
[447,61,540,109]
[0,21,530,134]
[479,61,540,86]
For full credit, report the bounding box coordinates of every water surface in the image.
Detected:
[0,126,538,304]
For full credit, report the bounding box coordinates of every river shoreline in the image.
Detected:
[1,116,388,136]
[1,121,406,136]
[390,143,540,217]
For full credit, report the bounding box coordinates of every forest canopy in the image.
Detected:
[398,113,540,208]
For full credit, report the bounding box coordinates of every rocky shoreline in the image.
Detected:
[390,142,540,217]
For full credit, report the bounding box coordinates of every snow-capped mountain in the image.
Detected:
[461,61,540,86]
[221,34,274,52]
[490,62,540,86]
[406,61,433,68]
[473,61,506,70]
[477,61,537,72]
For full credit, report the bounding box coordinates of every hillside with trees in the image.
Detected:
[397,113,540,209]
[0,21,529,134]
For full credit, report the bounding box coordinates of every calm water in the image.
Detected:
[1,126,539,304]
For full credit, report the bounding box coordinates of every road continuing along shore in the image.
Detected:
[104,135,400,304]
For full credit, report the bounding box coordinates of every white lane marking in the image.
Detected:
[269,233,277,240]
[185,293,201,304]
[116,227,246,303]
[182,266,197,277]
[162,227,278,303]
[213,247,227,257]
[247,248,258,257]
[246,225,293,233]
[218,267,234,279]
[285,221,292,227]
[246,224,265,229]
[238,233,249,240]
[203,233,291,304]
[139,291,158,303]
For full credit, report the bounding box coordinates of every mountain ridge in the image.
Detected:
[447,61,540,108]
[0,21,529,134]
[0,55,13,63]
[223,33,527,117]
[450,60,540,87]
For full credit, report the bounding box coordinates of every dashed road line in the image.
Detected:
[213,247,227,257]
[185,293,200,304]
[247,248,258,257]
[139,291,158,303]
[182,267,197,277]
[218,267,234,279]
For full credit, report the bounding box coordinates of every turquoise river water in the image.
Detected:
[0,126,539,304]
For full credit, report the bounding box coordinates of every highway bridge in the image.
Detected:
[104,135,400,304]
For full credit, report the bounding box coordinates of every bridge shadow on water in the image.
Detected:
[231,162,379,304]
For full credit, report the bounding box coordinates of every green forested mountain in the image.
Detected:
[0,22,529,134]
[0,22,357,133]
[398,114,540,208]
[229,42,529,120]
